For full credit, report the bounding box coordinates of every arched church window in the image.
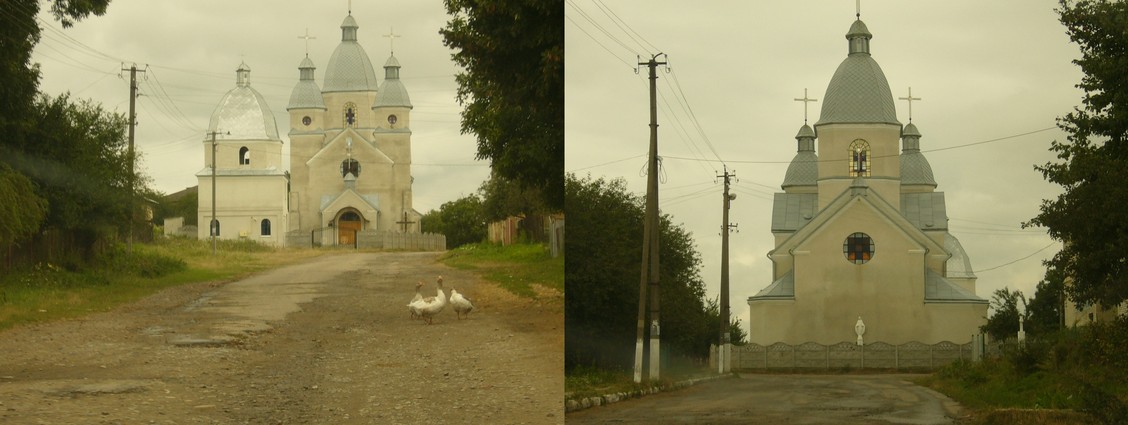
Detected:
[210,219,220,237]
[848,139,870,177]
[341,158,361,177]
[239,146,250,165]
[261,219,271,236]
[343,102,358,128]
[843,232,875,264]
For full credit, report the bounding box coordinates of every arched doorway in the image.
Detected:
[337,210,363,245]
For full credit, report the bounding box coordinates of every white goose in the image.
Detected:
[407,281,425,319]
[409,276,447,325]
[449,288,475,320]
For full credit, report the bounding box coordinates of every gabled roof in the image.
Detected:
[320,189,380,216]
[900,192,947,231]
[771,178,946,258]
[307,128,394,166]
[772,193,817,232]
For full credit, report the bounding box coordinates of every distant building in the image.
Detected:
[746,14,987,345]
[197,10,418,247]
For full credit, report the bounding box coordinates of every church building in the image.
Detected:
[746,15,988,345]
[198,11,419,247]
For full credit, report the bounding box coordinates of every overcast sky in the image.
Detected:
[566,0,1083,333]
[30,0,488,214]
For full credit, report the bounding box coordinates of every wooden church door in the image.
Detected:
[337,211,362,245]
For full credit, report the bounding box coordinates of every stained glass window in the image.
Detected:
[849,139,871,177]
[843,232,874,264]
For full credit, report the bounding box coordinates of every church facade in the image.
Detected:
[746,16,988,345]
[197,12,418,247]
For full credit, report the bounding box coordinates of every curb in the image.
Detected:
[564,373,734,413]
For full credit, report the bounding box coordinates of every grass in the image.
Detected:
[0,237,323,331]
[439,242,563,298]
[565,363,714,401]
[920,325,1128,425]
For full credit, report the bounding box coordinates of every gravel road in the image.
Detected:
[0,251,563,424]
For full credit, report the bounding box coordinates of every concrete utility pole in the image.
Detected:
[718,166,737,374]
[206,130,227,256]
[122,64,145,253]
[634,53,667,384]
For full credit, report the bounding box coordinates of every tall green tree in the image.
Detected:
[1027,266,1067,335]
[440,0,564,211]
[981,288,1026,342]
[0,163,48,246]
[1029,0,1128,309]
[565,173,718,371]
[420,194,487,248]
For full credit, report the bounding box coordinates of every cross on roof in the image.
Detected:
[384,27,401,54]
[856,0,862,19]
[899,87,922,122]
[298,28,317,56]
[396,211,415,233]
[794,88,818,123]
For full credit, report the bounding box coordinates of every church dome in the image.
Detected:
[373,55,412,108]
[900,122,937,187]
[209,62,280,140]
[323,14,378,92]
[816,19,900,127]
[944,233,976,279]
[782,124,818,188]
[288,57,327,110]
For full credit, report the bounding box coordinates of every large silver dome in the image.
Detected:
[815,19,900,127]
[323,14,378,92]
[208,62,280,140]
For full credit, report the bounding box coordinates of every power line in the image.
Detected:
[974,242,1056,273]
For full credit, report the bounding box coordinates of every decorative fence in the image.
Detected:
[725,341,973,371]
[358,231,445,251]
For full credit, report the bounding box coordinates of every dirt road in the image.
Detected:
[567,374,962,424]
[0,251,563,424]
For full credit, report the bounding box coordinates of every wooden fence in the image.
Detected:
[722,340,973,371]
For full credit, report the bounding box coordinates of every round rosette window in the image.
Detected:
[843,232,874,264]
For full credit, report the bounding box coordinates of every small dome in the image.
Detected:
[945,233,976,279]
[903,122,921,137]
[323,14,378,92]
[373,55,412,109]
[795,123,815,139]
[782,151,818,188]
[209,63,279,140]
[288,57,326,111]
[900,122,936,186]
[847,20,871,39]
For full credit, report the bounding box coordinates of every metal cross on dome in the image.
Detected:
[794,88,818,124]
[298,28,316,56]
[384,27,401,54]
[899,87,922,122]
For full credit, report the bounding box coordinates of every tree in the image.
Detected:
[1027,266,1067,335]
[1028,0,1128,309]
[440,0,564,211]
[981,288,1026,342]
[0,163,48,247]
[420,194,487,248]
[565,173,717,371]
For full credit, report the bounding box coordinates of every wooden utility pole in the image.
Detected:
[634,53,667,383]
[206,130,227,256]
[718,166,737,374]
[122,64,145,253]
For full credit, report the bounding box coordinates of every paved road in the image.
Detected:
[567,373,962,424]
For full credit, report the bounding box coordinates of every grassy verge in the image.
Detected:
[0,237,323,331]
[439,242,563,298]
[920,324,1128,425]
[565,364,714,401]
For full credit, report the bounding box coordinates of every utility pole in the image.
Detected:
[206,130,227,256]
[634,53,667,383]
[718,166,737,374]
[122,64,145,253]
